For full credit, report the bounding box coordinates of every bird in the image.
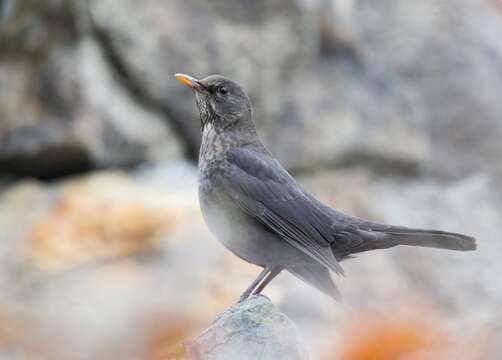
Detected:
[174,73,477,302]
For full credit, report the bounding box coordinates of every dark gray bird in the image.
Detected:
[174,73,476,301]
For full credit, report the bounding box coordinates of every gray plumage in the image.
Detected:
[174,73,477,301]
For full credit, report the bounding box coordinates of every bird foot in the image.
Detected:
[237,292,251,303]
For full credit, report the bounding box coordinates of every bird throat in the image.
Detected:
[199,115,262,165]
[196,95,262,163]
[196,96,212,128]
[199,120,226,164]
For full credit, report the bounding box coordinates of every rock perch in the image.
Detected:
[186,295,308,360]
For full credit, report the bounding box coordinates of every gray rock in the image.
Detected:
[65,38,185,167]
[316,0,502,178]
[187,295,308,360]
[4,0,502,179]
[270,64,428,173]
[0,0,86,178]
[83,0,502,177]
[85,0,318,155]
[0,1,184,178]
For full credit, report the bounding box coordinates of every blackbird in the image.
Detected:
[174,73,476,301]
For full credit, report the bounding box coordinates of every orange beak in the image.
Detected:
[174,73,204,91]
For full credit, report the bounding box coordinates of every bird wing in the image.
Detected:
[223,147,344,275]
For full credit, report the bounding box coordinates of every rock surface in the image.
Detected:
[186,295,308,360]
[0,1,184,178]
[3,0,502,177]
[316,0,502,178]
[85,0,317,155]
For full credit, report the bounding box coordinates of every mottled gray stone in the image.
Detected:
[187,295,308,360]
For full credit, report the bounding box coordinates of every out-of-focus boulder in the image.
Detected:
[84,0,502,177]
[187,295,308,360]
[0,161,269,359]
[270,65,429,173]
[85,0,318,155]
[0,1,184,178]
[3,0,502,178]
[19,173,180,273]
[0,0,85,178]
[316,0,502,178]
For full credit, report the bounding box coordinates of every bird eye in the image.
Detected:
[217,86,229,95]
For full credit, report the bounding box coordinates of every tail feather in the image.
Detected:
[366,227,477,252]
[384,228,476,251]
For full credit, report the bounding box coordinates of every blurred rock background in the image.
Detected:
[0,0,501,358]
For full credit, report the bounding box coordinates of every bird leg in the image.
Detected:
[252,266,281,295]
[238,267,271,302]
[238,266,282,302]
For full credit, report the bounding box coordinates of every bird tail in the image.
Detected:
[354,226,476,253]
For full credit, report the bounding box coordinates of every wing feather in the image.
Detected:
[224,148,344,275]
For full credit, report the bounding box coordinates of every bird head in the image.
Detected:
[174,74,253,132]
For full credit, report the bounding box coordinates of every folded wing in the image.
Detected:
[224,147,344,275]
